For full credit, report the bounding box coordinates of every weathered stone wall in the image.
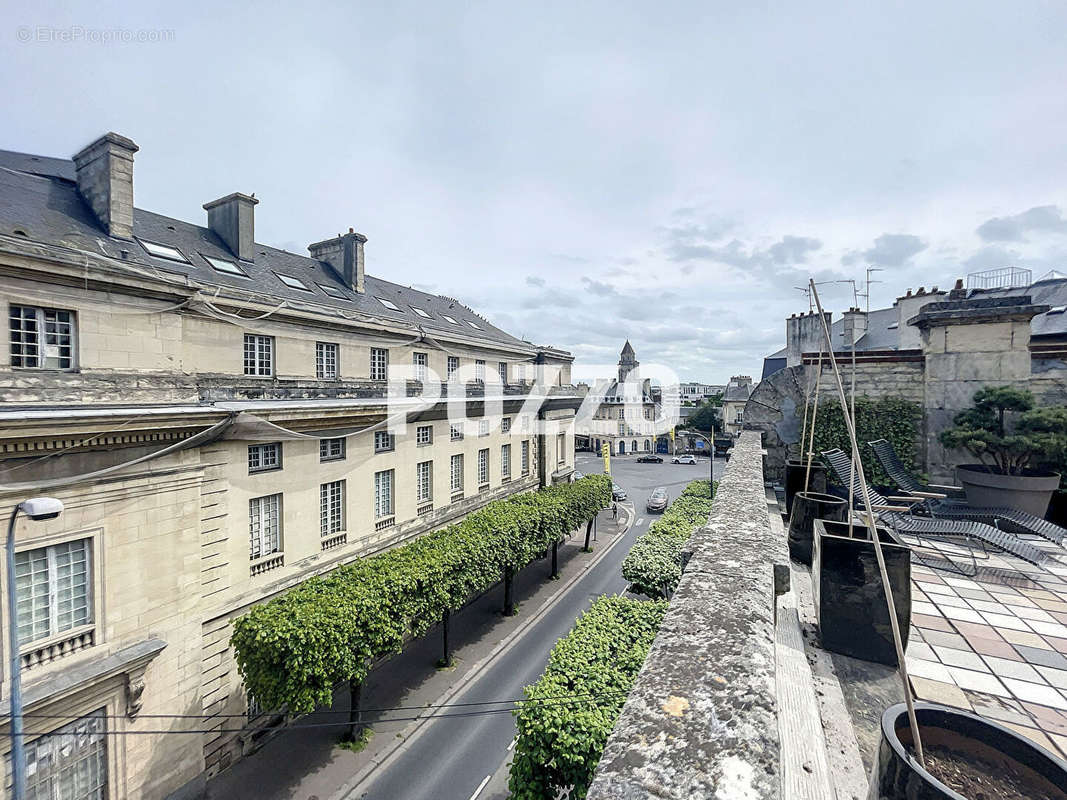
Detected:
[587,431,785,800]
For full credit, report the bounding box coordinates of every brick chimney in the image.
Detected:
[308,229,367,293]
[203,193,259,262]
[785,311,831,367]
[841,307,868,347]
[72,132,139,240]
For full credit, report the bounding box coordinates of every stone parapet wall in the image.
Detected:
[587,431,785,799]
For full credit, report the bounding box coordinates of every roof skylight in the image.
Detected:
[318,284,349,300]
[442,314,460,325]
[203,254,248,276]
[275,273,312,292]
[410,306,432,319]
[466,320,482,330]
[376,297,401,311]
[1048,305,1067,315]
[137,238,189,263]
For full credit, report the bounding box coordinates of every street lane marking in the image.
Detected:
[507,737,517,751]
[636,517,645,526]
[469,774,491,800]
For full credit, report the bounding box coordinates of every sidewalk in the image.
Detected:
[205,506,632,800]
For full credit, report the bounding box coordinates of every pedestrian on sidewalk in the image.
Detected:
[612,502,618,521]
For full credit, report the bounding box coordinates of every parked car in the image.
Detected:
[612,483,627,501]
[646,487,670,513]
[636,454,664,463]
[672,454,697,465]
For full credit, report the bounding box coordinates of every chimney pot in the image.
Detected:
[72,132,139,240]
[203,193,259,261]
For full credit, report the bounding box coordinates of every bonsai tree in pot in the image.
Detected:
[939,386,1066,517]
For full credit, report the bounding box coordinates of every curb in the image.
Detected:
[332,504,637,799]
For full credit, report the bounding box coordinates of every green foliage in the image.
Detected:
[683,398,722,433]
[231,475,611,715]
[810,395,921,486]
[621,480,716,598]
[508,596,668,800]
[939,386,1067,475]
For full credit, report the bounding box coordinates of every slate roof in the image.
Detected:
[0,148,534,353]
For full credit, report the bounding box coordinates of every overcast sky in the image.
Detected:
[6,1,1067,381]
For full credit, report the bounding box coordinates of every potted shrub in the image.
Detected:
[939,387,1065,517]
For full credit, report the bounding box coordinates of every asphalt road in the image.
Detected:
[357,452,725,800]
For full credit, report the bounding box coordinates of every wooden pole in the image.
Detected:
[810,280,925,768]
[803,346,825,493]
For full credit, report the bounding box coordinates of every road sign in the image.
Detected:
[601,443,611,475]
[695,440,704,449]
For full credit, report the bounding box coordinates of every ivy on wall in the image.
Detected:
[621,480,716,599]
[231,475,612,714]
[507,596,668,800]
[810,396,921,486]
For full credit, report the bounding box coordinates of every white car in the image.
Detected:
[672,454,697,465]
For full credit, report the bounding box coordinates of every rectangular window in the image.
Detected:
[24,708,107,800]
[248,442,282,473]
[501,444,511,479]
[475,359,485,382]
[374,470,394,518]
[374,431,394,452]
[416,461,433,503]
[557,433,566,465]
[204,254,248,276]
[320,480,345,536]
[478,419,490,437]
[501,417,511,433]
[249,494,282,560]
[138,238,189,262]
[316,342,339,379]
[521,440,530,475]
[413,351,428,382]
[15,539,92,646]
[416,425,433,446]
[319,437,346,462]
[370,348,389,381]
[735,409,743,423]
[498,362,508,385]
[9,305,76,369]
[478,448,489,487]
[450,423,464,441]
[451,454,464,493]
[244,334,274,376]
[447,356,459,379]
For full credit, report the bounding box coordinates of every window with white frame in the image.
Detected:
[447,356,459,379]
[248,442,282,473]
[557,433,566,465]
[244,334,274,376]
[370,348,389,381]
[521,440,530,475]
[320,481,345,537]
[24,708,107,800]
[450,423,464,441]
[413,351,428,382]
[416,425,433,446]
[374,470,394,518]
[478,418,490,437]
[478,448,489,486]
[475,359,485,382]
[319,437,346,462]
[735,409,743,424]
[9,305,76,370]
[416,461,433,503]
[498,362,508,385]
[501,417,511,433]
[316,342,339,379]
[450,454,464,493]
[15,539,92,646]
[501,444,511,479]
[374,431,394,452]
[249,494,282,560]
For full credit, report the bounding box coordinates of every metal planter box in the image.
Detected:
[813,518,911,666]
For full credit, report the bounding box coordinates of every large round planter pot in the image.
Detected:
[785,459,828,516]
[787,491,847,566]
[869,702,1067,799]
[957,464,1061,518]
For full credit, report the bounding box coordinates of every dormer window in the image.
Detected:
[376,298,401,311]
[276,273,312,292]
[137,238,189,263]
[203,254,248,276]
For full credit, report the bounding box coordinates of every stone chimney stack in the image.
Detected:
[308,229,367,293]
[204,193,259,262]
[841,307,868,347]
[894,284,946,350]
[785,311,832,367]
[72,132,139,240]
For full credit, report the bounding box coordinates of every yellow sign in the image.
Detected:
[668,428,675,442]
[601,442,611,475]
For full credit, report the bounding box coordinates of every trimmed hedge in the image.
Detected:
[621,480,716,598]
[508,596,667,800]
[810,395,921,486]
[231,474,611,714]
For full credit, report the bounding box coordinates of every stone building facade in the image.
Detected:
[721,375,754,437]
[0,133,579,799]
[574,342,660,456]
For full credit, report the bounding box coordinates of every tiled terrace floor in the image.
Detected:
[902,533,1067,759]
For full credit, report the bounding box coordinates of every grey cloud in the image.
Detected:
[768,235,822,265]
[862,234,927,267]
[581,277,618,296]
[964,244,1019,270]
[525,275,546,287]
[976,205,1067,242]
[519,289,579,308]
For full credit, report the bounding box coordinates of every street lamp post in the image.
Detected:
[685,432,716,489]
[6,497,64,800]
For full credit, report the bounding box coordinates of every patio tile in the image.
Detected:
[1028,620,1067,639]
[1024,589,1062,601]
[906,641,936,662]
[1003,722,1059,753]
[952,621,1002,641]
[922,630,971,650]
[1051,732,1067,760]
[947,667,1010,697]
[983,655,1044,682]
[1000,629,1052,648]
[993,592,1038,608]
[1052,611,1067,625]
[941,606,985,624]
[1014,605,1057,623]
[933,645,988,672]
[1002,678,1067,710]
[981,611,1033,631]
[1037,666,1067,690]
[932,594,971,609]
[912,613,954,632]
[905,657,954,684]
[956,587,994,601]
[968,598,1007,614]
[909,675,971,710]
[1034,598,1067,612]
[1045,635,1067,654]
[944,576,981,589]
[912,601,940,616]
[968,637,1022,660]
[1022,702,1067,737]
[916,581,953,596]
[969,698,1033,727]
[1015,645,1067,670]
